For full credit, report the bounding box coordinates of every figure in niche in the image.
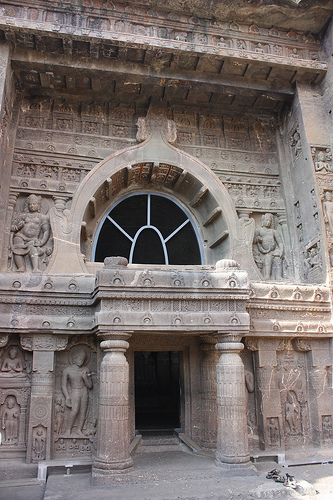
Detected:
[285,392,300,435]
[80,439,91,452]
[290,128,302,158]
[245,370,255,433]
[54,396,65,435]
[322,191,333,235]
[33,427,46,460]
[61,347,93,437]
[253,213,284,280]
[268,417,280,446]
[303,246,322,278]
[10,194,51,272]
[1,346,24,376]
[322,416,333,440]
[56,438,66,451]
[69,438,79,450]
[315,151,332,173]
[2,396,19,444]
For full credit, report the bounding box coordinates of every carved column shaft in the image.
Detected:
[92,335,133,484]
[200,337,218,449]
[21,334,68,463]
[215,335,253,471]
[27,350,55,463]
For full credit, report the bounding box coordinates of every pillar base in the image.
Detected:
[215,459,257,477]
[92,457,134,485]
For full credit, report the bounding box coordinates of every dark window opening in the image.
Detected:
[94,193,202,265]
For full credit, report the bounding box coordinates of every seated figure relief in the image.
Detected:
[314,151,332,173]
[0,346,27,378]
[253,213,284,280]
[10,194,52,273]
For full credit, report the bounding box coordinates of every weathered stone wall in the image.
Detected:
[0,0,332,474]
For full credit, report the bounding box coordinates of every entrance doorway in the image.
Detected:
[134,351,180,430]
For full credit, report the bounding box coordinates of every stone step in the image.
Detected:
[136,432,187,453]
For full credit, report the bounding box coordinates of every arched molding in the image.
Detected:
[47,131,256,275]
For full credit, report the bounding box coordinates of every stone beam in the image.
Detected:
[11,49,294,101]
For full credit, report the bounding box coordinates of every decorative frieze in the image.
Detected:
[0,1,325,75]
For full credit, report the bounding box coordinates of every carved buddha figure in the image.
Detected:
[1,346,25,377]
[253,213,284,280]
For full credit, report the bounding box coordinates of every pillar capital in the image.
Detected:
[20,333,68,352]
[215,341,244,355]
[215,332,243,345]
[98,332,132,352]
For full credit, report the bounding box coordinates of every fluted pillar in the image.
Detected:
[92,333,133,485]
[215,333,256,475]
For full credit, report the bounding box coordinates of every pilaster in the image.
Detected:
[200,335,218,449]
[20,334,68,463]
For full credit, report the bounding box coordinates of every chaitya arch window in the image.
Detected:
[92,193,203,265]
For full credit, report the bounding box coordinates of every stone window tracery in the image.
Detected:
[93,193,203,265]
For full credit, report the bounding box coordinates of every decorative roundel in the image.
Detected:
[34,405,48,419]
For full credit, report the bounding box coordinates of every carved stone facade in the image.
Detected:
[0,0,333,485]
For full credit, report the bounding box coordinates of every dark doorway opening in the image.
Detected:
[135,351,180,430]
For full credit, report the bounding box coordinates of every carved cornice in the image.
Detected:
[0,0,326,78]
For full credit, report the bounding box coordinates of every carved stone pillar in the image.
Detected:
[92,334,133,485]
[200,336,218,449]
[21,334,68,463]
[215,333,255,474]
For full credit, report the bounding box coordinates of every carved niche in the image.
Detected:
[276,348,309,447]
[252,213,285,281]
[53,343,97,458]
[9,194,53,273]
[0,344,31,457]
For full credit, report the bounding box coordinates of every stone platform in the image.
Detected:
[1,448,333,500]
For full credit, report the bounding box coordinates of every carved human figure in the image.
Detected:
[54,396,65,435]
[2,396,19,444]
[285,392,300,435]
[315,151,332,173]
[245,370,255,433]
[10,194,51,272]
[268,417,280,445]
[56,438,66,451]
[1,347,24,376]
[33,427,46,460]
[61,348,93,437]
[80,439,91,452]
[253,213,284,280]
[322,416,333,440]
[322,191,333,234]
[304,246,322,278]
[291,129,301,158]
